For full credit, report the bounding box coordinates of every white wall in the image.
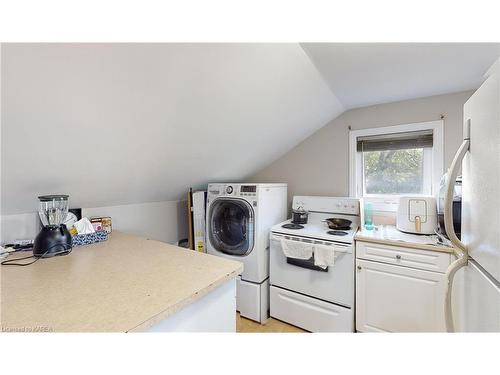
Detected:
[249,90,474,217]
[83,200,187,244]
[1,43,343,215]
[0,200,187,245]
[0,212,40,245]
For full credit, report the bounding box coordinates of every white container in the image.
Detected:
[396,196,437,234]
[192,191,207,252]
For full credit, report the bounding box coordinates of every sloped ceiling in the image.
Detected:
[4,43,500,215]
[301,43,500,108]
[1,43,343,214]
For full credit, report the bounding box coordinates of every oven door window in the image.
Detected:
[209,198,255,256]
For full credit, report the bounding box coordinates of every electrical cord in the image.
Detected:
[1,244,72,266]
[1,253,42,266]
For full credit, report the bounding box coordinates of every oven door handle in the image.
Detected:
[271,233,353,253]
[286,257,328,272]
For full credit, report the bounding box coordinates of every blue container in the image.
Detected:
[72,231,108,247]
[364,202,374,230]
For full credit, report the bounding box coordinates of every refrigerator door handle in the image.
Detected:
[443,135,470,332]
[444,139,469,250]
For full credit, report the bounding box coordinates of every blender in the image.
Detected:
[33,195,73,257]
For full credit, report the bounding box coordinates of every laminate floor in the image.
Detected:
[236,313,306,333]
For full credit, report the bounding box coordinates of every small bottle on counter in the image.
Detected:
[364,202,374,230]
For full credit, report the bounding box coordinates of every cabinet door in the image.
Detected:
[356,259,446,332]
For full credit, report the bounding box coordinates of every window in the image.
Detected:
[350,121,443,211]
[363,148,427,194]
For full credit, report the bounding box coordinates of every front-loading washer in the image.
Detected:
[206,183,287,323]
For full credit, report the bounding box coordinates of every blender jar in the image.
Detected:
[38,195,69,227]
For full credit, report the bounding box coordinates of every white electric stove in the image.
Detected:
[269,196,360,332]
[272,215,357,244]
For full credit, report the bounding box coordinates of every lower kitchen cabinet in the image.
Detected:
[356,255,448,332]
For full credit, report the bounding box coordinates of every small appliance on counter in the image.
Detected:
[291,206,308,224]
[33,195,73,257]
[396,196,437,235]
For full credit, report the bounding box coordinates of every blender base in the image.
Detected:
[33,225,73,258]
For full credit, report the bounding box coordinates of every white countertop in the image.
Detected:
[355,225,454,253]
[1,231,243,332]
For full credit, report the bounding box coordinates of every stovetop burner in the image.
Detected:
[282,223,304,230]
[327,230,349,236]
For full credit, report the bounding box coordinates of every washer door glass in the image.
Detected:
[209,198,255,256]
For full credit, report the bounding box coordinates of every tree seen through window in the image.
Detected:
[363,148,424,194]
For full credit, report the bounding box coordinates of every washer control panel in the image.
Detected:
[207,184,258,198]
[239,185,257,197]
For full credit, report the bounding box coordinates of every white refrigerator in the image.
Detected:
[446,58,500,332]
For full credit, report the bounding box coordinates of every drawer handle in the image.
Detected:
[396,254,402,260]
[357,265,362,270]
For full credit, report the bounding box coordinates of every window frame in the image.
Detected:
[349,120,444,212]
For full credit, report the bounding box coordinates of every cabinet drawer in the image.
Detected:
[270,286,353,332]
[356,241,451,273]
[236,276,262,322]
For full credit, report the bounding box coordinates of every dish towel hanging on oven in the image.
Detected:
[280,238,313,260]
[313,244,337,269]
